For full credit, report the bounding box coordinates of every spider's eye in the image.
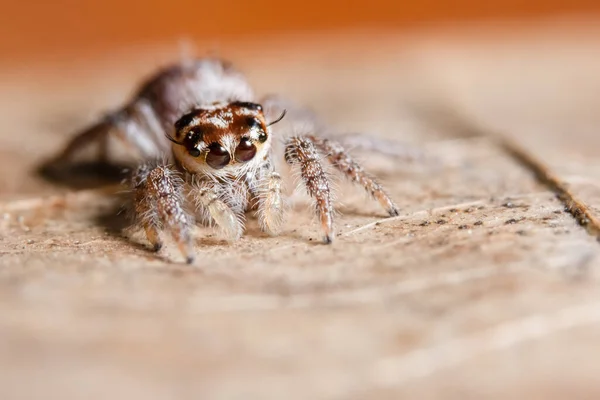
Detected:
[235,138,257,162]
[187,130,200,140]
[247,117,262,130]
[185,130,203,157]
[258,132,268,143]
[205,143,231,169]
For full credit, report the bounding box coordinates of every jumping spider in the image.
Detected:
[53,59,398,263]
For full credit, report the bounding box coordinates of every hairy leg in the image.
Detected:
[190,182,244,241]
[55,101,164,166]
[310,135,399,216]
[261,95,399,219]
[285,136,334,243]
[131,162,194,263]
[54,118,115,165]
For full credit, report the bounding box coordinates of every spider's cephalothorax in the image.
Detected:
[169,101,272,178]
[54,59,398,264]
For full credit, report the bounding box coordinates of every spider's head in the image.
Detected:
[170,101,284,175]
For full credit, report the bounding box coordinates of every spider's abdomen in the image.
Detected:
[135,59,255,133]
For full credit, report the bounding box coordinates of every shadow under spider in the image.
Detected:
[37,159,128,190]
[94,203,189,265]
[92,194,147,249]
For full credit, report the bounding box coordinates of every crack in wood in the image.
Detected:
[418,104,600,242]
[498,138,600,239]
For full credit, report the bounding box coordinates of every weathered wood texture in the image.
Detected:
[1,21,600,399]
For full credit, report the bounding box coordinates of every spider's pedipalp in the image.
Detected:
[132,162,194,263]
[259,171,286,236]
[249,163,287,236]
[311,136,399,216]
[285,135,334,243]
[191,182,244,241]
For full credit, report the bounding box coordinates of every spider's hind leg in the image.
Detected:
[131,162,195,263]
[54,117,114,165]
[54,100,164,167]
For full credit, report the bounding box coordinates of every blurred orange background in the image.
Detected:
[2,0,600,64]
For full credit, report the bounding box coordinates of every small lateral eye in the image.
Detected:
[187,130,200,140]
[247,117,262,129]
[258,132,268,143]
[184,129,203,157]
[235,138,257,162]
[206,143,231,169]
[231,101,262,112]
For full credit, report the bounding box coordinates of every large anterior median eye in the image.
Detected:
[235,138,257,162]
[206,143,231,169]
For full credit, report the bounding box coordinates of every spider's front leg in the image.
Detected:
[285,136,335,243]
[310,135,399,216]
[132,162,194,263]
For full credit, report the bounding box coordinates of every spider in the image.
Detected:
[52,58,399,264]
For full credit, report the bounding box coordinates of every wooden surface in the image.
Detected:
[2,20,600,399]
